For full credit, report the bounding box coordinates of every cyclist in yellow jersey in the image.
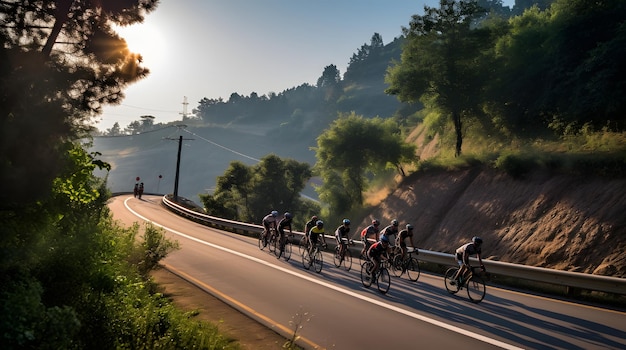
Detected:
[308,220,326,256]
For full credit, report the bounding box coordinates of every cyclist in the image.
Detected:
[304,215,318,235]
[334,219,351,261]
[261,210,279,244]
[380,219,400,245]
[360,219,380,258]
[367,235,390,277]
[451,236,485,285]
[397,223,417,261]
[276,212,293,257]
[308,220,326,256]
[302,215,318,248]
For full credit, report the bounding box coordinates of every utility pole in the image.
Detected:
[167,125,193,203]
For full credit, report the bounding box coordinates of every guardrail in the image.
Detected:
[161,195,626,296]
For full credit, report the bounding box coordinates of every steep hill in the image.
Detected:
[357,167,626,277]
[354,127,626,277]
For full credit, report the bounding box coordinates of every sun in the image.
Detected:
[115,21,168,71]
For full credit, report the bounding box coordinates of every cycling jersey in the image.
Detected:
[456,242,481,263]
[335,224,350,238]
[308,226,325,243]
[368,241,387,258]
[380,225,398,240]
[262,214,277,225]
[277,217,292,234]
[397,228,413,247]
[360,224,379,239]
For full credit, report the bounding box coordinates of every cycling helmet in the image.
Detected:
[391,219,399,226]
[472,236,483,245]
[372,219,380,226]
[343,218,351,225]
[316,220,324,228]
[284,212,292,219]
[311,215,318,221]
[380,235,390,243]
[406,224,414,230]
[271,210,278,217]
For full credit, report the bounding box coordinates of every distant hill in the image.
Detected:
[92,34,411,202]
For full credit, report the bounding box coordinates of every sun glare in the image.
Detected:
[115,22,167,70]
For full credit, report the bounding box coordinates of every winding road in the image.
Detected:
[109,195,626,350]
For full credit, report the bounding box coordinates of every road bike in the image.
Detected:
[333,238,354,271]
[391,247,420,281]
[258,227,277,252]
[302,239,325,273]
[298,234,309,255]
[444,265,487,303]
[360,255,391,294]
[274,233,293,261]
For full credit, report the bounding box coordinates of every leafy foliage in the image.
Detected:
[0,0,155,206]
[200,154,317,224]
[314,112,416,218]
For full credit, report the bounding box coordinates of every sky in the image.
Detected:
[98,0,515,132]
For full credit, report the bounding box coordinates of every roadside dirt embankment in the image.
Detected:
[357,167,626,277]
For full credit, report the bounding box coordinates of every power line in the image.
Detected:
[181,127,261,162]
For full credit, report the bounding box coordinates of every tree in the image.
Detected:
[201,155,314,223]
[316,64,341,88]
[106,122,122,136]
[385,0,491,156]
[0,0,158,205]
[314,112,416,215]
[488,0,626,133]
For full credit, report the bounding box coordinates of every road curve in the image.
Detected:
[109,195,626,350]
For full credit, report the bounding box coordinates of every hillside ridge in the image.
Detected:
[358,166,626,277]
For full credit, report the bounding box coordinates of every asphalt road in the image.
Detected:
[109,195,626,350]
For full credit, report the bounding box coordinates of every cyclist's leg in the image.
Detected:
[361,237,370,258]
[372,256,380,276]
[278,229,285,250]
[309,235,318,256]
[452,257,467,283]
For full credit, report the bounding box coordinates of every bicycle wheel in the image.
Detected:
[298,235,308,255]
[283,239,292,261]
[466,275,486,303]
[341,249,352,271]
[391,255,404,277]
[444,267,460,294]
[377,268,391,294]
[313,249,323,273]
[360,261,373,287]
[333,246,341,267]
[268,233,277,254]
[406,258,420,282]
[258,232,266,250]
[301,250,311,270]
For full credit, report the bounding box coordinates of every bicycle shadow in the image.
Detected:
[389,276,626,350]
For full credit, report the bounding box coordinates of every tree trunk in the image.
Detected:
[41,0,74,58]
[453,110,463,157]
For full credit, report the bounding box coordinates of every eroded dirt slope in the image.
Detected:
[356,166,626,277]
